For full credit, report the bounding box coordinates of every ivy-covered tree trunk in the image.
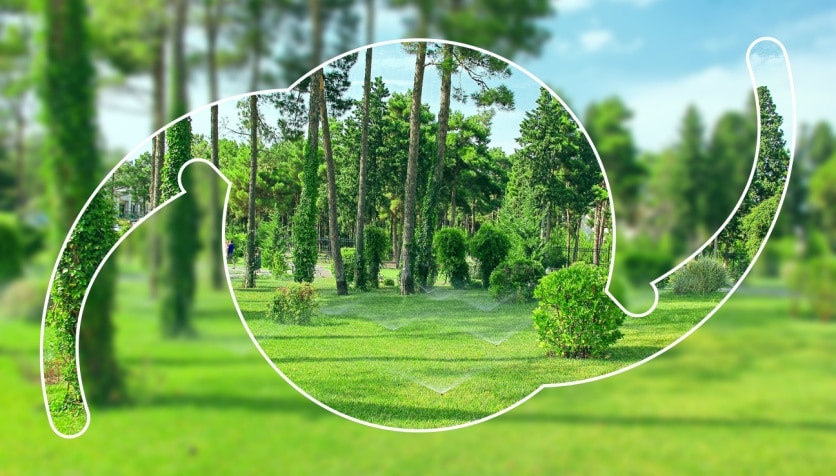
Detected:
[400,41,427,295]
[159,116,197,337]
[292,78,321,283]
[41,0,122,412]
[158,0,197,337]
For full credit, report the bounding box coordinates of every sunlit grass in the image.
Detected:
[3,252,835,474]
[233,270,717,429]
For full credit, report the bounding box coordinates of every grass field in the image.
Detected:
[232,269,720,429]
[2,249,835,474]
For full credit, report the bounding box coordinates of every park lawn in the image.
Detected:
[1,255,835,474]
[233,269,721,429]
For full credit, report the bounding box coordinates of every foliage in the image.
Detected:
[383,277,395,286]
[0,212,23,283]
[469,224,510,287]
[749,86,790,206]
[617,233,676,287]
[432,227,469,289]
[266,283,318,325]
[263,211,290,279]
[292,141,320,283]
[363,225,388,288]
[111,152,152,213]
[159,116,199,337]
[669,258,728,295]
[740,195,781,261]
[532,263,624,358]
[785,252,836,321]
[333,247,355,284]
[46,193,120,406]
[488,257,544,302]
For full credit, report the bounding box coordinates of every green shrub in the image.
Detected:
[332,247,355,284]
[266,283,319,325]
[532,262,624,358]
[263,212,290,279]
[383,277,395,287]
[432,227,469,289]
[0,213,23,284]
[469,224,511,288]
[669,258,728,295]
[488,258,545,302]
[364,225,388,288]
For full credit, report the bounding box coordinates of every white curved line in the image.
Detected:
[40,159,230,438]
[42,36,795,438]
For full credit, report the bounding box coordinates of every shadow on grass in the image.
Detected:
[271,355,540,364]
[121,355,259,367]
[501,412,836,433]
[127,393,326,418]
[326,398,493,425]
[253,331,467,341]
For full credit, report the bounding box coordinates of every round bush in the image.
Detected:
[469,224,511,288]
[267,283,318,325]
[532,262,624,358]
[432,227,469,289]
[488,258,545,302]
[669,258,728,295]
[383,277,395,287]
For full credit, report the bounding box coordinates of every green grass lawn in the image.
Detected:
[3,250,835,474]
[232,269,720,429]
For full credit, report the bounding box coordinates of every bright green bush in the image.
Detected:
[469,224,511,288]
[669,258,728,295]
[267,283,319,325]
[364,225,388,288]
[532,262,624,358]
[432,227,469,289]
[333,247,355,284]
[488,258,545,302]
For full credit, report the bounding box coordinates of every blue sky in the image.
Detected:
[101,0,836,160]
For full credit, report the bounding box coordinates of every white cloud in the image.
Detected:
[580,29,615,52]
[619,41,835,154]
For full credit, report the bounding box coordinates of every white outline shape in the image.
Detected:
[40,36,794,438]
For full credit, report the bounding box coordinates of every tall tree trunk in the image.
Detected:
[354,44,373,290]
[415,43,453,288]
[400,41,427,295]
[319,71,347,295]
[149,22,166,298]
[160,0,197,337]
[206,0,224,290]
[244,94,258,288]
[41,0,123,424]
